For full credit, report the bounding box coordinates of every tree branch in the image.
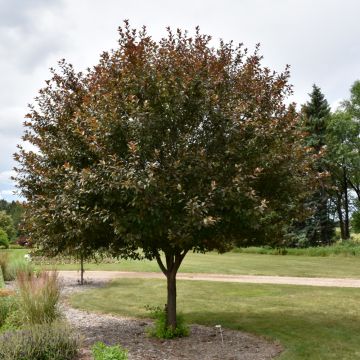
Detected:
[155,251,168,276]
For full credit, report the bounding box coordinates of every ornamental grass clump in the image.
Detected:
[0,253,10,281]
[0,321,80,360]
[16,270,61,325]
[0,253,34,282]
[6,258,34,281]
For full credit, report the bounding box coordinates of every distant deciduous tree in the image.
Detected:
[16,22,314,330]
[326,81,360,240]
[0,211,16,242]
[0,200,24,237]
[342,81,360,202]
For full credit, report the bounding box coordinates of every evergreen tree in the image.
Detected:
[300,85,334,245]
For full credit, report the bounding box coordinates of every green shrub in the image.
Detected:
[146,305,189,339]
[16,271,61,325]
[0,229,9,249]
[0,291,24,332]
[92,341,128,360]
[0,321,80,360]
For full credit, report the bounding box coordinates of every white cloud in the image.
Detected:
[0,189,17,201]
[0,170,15,183]
[0,190,14,196]
[0,107,24,136]
[0,171,16,201]
[330,99,344,112]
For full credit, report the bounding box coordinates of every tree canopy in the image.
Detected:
[16,22,314,329]
[326,81,360,239]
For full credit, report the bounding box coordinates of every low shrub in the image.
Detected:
[16,271,61,325]
[92,341,128,360]
[0,321,80,360]
[0,291,23,333]
[146,305,189,339]
[0,296,14,329]
[233,241,360,257]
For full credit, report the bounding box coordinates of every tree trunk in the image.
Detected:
[80,254,84,285]
[155,250,188,329]
[319,188,329,245]
[336,194,346,240]
[343,167,350,239]
[166,271,177,329]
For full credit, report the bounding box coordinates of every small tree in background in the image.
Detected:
[16,22,314,330]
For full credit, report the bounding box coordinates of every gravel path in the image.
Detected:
[60,278,282,360]
[59,270,360,288]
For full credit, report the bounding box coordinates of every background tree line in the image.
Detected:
[291,81,360,246]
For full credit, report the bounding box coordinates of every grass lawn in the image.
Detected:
[70,278,360,360]
[0,248,28,262]
[40,252,360,278]
[2,248,360,278]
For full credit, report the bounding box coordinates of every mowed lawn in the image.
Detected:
[70,278,360,360]
[25,250,360,278]
[2,248,360,278]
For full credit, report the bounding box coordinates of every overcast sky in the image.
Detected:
[1,0,359,201]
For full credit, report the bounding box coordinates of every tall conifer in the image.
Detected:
[301,85,334,245]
